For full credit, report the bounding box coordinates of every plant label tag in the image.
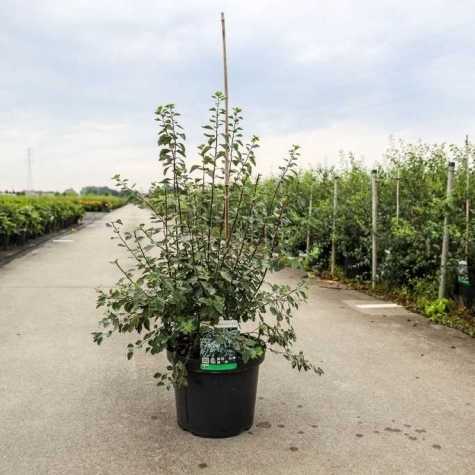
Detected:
[215,319,239,329]
[200,323,239,371]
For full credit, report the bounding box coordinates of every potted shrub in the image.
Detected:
[93,92,322,438]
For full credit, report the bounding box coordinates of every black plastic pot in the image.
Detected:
[343,255,369,279]
[456,282,475,310]
[168,351,265,438]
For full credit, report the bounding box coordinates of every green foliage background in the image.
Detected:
[259,140,475,317]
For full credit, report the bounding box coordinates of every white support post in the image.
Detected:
[395,168,400,225]
[305,181,313,255]
[330,177,338,276]
[371,170,378,289]
[465,135,470,260]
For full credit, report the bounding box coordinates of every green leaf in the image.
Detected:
[219,270,233,283]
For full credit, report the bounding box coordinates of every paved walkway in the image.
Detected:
[1,205,474,474]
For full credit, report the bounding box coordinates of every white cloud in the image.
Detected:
[1,0,475,191]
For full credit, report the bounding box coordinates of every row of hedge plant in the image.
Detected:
[0,195,84,248]
[78,195,127,212]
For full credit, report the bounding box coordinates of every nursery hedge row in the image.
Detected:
[0,195,84,248]
[0,194,127,249]
[252,140,475,329]
[267,141,475,294]
[79,195,127,212]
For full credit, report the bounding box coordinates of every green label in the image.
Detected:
[200,362,237,371]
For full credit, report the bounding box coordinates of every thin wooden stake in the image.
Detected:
[371,170,378,289]
[438,162,455,299]
[221,12,230,241]
[330,177,338,276]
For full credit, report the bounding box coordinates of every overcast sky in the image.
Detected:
[1,0,474,191]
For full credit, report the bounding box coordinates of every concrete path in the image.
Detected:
[1,205,474,475]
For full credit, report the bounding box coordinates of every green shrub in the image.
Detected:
[423,298,450,321]
[94,94,322,388]
[0,195,84,248]
[78,195,126,212]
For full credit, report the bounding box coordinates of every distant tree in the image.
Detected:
[63,188,78,196]
[80,186,123,196]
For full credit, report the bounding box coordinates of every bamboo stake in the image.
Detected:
[371,170,378,289]
[465,135,470,260]
[330,177,338,276]
[438,162,455,299]
[221,12,230,241]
